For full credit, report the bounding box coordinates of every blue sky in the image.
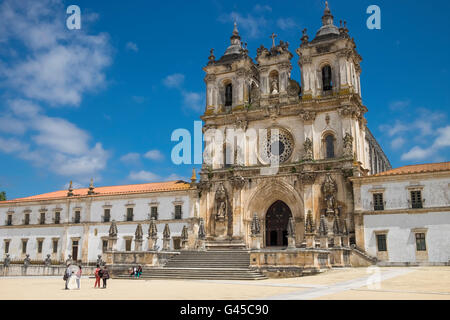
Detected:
[0,0,449,199]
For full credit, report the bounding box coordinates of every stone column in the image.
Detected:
[197,218,207,251]
[318,214,329,249]
[134,224,143,251]
[181,225,189,250]
[250,213,262,250]
[287,217,296,249]
[147,218,158,251]
[107,220,118,252]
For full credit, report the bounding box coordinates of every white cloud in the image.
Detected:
[389,100,410,110]
[144,150,164,161]
[400,125,450,161]
[0,0,112,106]
[120,152,141,163]
[390,137,405,149]
[128,170,161,182]
[277,18,298,31]
[182,91,204,112]
[163,73,185,88]
[126,41,138,52]
[219,12,268,38]
[401,146,430,161]
[165,173,186,181]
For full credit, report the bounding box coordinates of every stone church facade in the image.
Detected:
[198,2,390,252]
[1,3,448,276]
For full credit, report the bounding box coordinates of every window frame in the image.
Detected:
[6,214,12,226]
[37,239,44,254]
[103,208,111,223]
[52,239,59,254]
[74,210,81,223]
[376,233,387,252]
[54,212,60,224]
[410,190,423,209]
[150,206,158,220]
[4,240,10,254]
[22,239,28,254]
[323,134,336,159]
[126,207,134,222]
[40,212,46,225]
[373,193,384,211]
[174,205,182,220]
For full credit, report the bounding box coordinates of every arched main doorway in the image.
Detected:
[265,200,292,247]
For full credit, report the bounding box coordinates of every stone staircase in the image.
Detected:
[351,245,378,264]
[116,250,267,280]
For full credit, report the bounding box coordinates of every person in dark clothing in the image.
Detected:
[101,266,110,288]
[137,265,142,278]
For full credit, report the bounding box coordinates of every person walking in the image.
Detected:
[64,264,71,290]
[101,266,110,289]
[137,265,142,278]
[94,264,101,288]
[76,265,82,289]
[133,266,138,279]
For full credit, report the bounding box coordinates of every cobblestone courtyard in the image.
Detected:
[0,267,449,300]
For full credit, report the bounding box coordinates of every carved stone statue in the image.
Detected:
[108,220,118,238]
[250,84,260,102]
[44,254,51,267]
[23,254,31,267]
[322,173,337,215]
[3,254,10,267]
[343,132,353,157]
[97,255,104,266]
[271,77,279,94]
[215,183,228,221]
[181,225,189,241]
[251,213,261,236]
[198,218,206,240]
[303,138,313,161]
[66,254,73,266]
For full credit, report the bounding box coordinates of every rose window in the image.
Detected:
[261,128,294,164]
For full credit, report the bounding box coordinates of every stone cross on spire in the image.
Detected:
[270,32,277,48]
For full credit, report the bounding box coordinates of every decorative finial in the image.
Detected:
[322,1,334,26]
[191,168,197,184]
[208,48,215,65]
[67,181,74,197]
[233,21,239,36]
[270,32,277,48]
[88,178,95,195]
[301,28,309,44]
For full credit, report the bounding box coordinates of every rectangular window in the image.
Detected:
[373,193,384,211]
[74,211,81,223]
[126,208,133,221]
[40,212,46,224]
[151,207,158,220]
[22,240,28,254]
[24,214,30,225]
[104,209,111,222]
[125,239,132,251]
[174,205,182,220]
[415,233,427,251]
[54,212,60,224]
[37,240,43,254]
[52,240,58,254]
[4,241,10,254]
[102,240,108,253]
[411,191,423,209]
[7,215,12,226]
[376,234,387,252]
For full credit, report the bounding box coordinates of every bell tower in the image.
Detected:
[297,1,362,100]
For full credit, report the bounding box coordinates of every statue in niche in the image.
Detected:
[4,254,10,267]
[23,254,31,268]
[44,254,51,267]
[215,183,227,221]
[303,138,313,161]
[271,77,279,94]
[343,132,353,157]
[322,173,337,215]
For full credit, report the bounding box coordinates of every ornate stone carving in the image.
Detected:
[65,254,73,266]
[251,213,261,236]
[197,181,211,193]
[4,254,10,267]
[230,175,246,189]
[198,218,206,240]
[318,214,328,236]
[287,79,300,97]
[97,254,104,266]
[322,173,337,215]
[270,77,279,95]
[287,217,296,237]
[163,224,170,240]
[23,254,31,267]
[305,211,315,234]
[67,181,73,197]
[303,137,313,161]
[235,120,248,131]
[135,224,143,241]
[339,105,361,118]
[299,110,317,122]
[300,172,316,184]
[215,183,228,220]
[44,254,51,267]
[88,178,95,195]
[343,132,353,157]
[108,220,118,238]
[333,216,342,235]
[181,225,189,241]
[148,217,158,239]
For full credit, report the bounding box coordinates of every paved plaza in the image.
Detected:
[0,267,449,300]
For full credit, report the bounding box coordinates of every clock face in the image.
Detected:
[261,128,294,164]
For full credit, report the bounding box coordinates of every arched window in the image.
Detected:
[225,83,232,106]
[322,65,332,91]
[223,144,233,168]
[325,134,335,159]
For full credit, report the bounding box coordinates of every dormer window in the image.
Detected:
[225,83,232,107]
[322,65,332,91]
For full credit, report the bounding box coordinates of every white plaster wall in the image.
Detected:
[364,212,450,263]
[360,177,450,211]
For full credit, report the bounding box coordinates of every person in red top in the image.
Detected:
[94,264,101,288]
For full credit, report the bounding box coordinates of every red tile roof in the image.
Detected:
[373,162,450,177]
[2,180,191,204]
